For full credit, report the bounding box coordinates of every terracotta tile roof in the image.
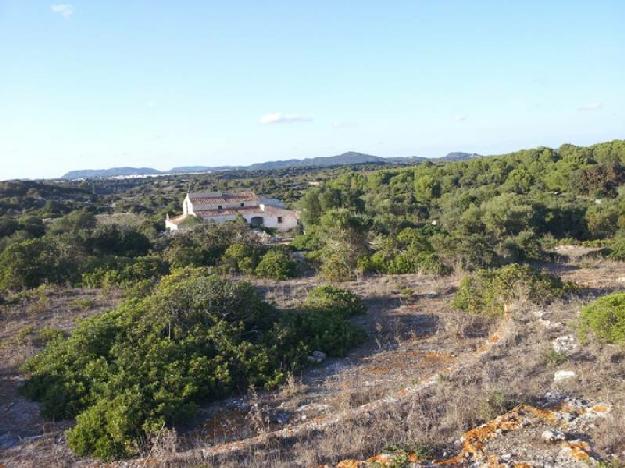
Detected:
[195,207,263,217]
[261,205,299,218]
[188,191,259,204]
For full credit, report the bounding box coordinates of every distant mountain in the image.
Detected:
[246,152,388,171]
[60,151,481,179]
[62,167,162,179]
[441,152,481,161]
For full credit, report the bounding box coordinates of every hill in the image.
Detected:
[60,151,480,180]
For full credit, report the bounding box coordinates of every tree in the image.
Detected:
[298,189,323,226]
[317,209,369,281]
[88,224,151,257]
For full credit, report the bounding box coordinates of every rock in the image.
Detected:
[307,350,327,363]
[557,440,592,465]
[539,319,562,330]
[269,410,290,424]
[542,429,565,442]
[554,370,576,382]
[552,335,578,355]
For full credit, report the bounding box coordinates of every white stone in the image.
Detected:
[542,429,565,442]
[552,335,578,355]
[539,319,562,330]
[554,370,576,382]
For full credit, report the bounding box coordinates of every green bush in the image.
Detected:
[81,256,168,289]
[21,270,363,460]
[291,309,366,356]
[254,248,296,280]
[0,238,78,290]
[607,236,625,261]
[452,264,574,315]
[365,228,451,276]
[220,242,262,274]
[304,285,366,318]
[579,293,625,344]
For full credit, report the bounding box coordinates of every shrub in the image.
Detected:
[453,264,574,315]
[607,236,625,261]
[0,238,77,290]
[21,271,363,460]
[319,251,356,281]
[81,256,168,289]
[579,292,625,344]
[304,285,366,318]
[290,309,366,357]
[87,224,151,258]
[254,248,296,280]
[220,242,262,274]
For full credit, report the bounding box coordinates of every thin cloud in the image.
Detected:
[331,121,357,129]
[259,112,312,125]
[577,102,603,112]
[50,3,74,18]
[454,114,468,122]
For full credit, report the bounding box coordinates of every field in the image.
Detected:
[3,255,625,466]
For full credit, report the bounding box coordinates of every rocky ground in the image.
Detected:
[2,258,625,467]
[0,287,121,466]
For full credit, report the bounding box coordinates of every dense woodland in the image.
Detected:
[2,139,625,459]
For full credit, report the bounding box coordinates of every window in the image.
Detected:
[217,205,222,210]
[277,216,283,224]
[240,202,244,207]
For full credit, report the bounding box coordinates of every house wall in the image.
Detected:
[183,195,193,215]
[165,218,179,231]
[194,213,297,231]
[245,213,298,231]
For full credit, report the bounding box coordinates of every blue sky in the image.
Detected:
[1,1,624,179]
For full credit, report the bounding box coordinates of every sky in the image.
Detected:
[1,1,624,180]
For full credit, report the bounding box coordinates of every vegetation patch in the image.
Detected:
[452,264,574,315]
[579,292,625,344]
[21,270,365,460]
[304,285,366,318]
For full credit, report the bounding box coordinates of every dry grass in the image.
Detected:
[5,263,625,467]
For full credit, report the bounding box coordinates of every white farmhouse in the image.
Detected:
[165,191,299,232]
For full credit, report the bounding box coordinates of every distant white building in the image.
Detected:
[165,191,299,232]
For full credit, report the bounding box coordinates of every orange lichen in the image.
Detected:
[522,405,559,424]
[336,460,363,468]
[435,404,564,465]
[564,440,591,462]
[486,454,505,467]
[591,404,610,413]
[367,453,393,463]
